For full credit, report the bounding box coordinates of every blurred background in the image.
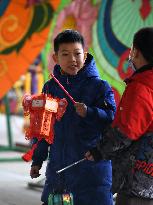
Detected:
[0,0,153,204]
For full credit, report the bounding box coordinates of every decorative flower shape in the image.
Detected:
[53,0,98,49]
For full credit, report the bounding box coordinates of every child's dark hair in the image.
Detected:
[133,27,153,63]
[54,29,85,53]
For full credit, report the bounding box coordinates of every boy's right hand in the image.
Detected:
[74,102,87,117]
[30,166,41,178]
[85,151,94,161]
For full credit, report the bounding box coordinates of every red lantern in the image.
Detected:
[22,93,68,161]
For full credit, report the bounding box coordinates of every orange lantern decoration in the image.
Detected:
[22,93,68,161]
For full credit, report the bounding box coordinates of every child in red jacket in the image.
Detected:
[86,27,153,205]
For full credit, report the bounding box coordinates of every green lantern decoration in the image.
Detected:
[48,158,86,205]
[48,192,73,205]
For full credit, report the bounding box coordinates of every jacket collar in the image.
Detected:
[133,63,153,75]
[53,53,99,83]
[124,64,153,84]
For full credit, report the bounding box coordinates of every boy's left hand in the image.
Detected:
[85,151,94,161]
[74,102,87,117]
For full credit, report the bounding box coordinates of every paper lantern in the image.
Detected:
[22,93,68,161]
[48,193,73,205]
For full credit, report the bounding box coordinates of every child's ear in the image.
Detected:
[134,48,139,58]
[84,52,87,61]
[52,53,58,64]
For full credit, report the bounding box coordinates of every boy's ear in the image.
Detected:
[52,53,58,64]
[84,52,87,61]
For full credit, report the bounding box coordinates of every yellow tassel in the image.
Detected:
[25,72,31,94]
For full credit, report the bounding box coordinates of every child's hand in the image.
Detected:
[74,102,87,117]
[85,151,94,161]
[30,166,41,179]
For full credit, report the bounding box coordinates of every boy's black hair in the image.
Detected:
[133,27,153,63]
[54,29,85,53]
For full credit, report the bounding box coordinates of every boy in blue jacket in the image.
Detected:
[30,29,116,205]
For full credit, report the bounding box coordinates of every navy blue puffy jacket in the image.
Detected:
[32,54,116,205]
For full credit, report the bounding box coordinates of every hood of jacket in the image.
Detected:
[53,53,100,83]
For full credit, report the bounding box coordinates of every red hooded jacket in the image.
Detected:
[91,64,153,197]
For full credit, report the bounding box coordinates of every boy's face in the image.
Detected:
[53,42,87,75]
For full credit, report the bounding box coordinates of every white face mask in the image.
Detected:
[128,58,136,71]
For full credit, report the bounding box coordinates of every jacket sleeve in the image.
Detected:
[83,80,116,131]
[90,126,133,161]
[31,81,52,167]
[31,139,49,167]
[42,81,52,94]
